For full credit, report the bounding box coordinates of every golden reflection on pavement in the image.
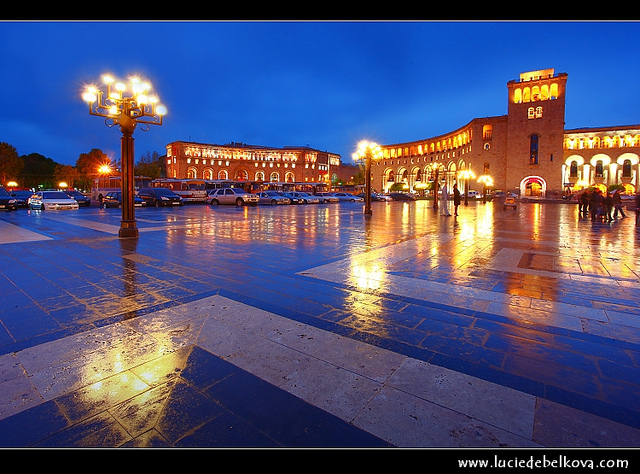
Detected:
[350,261,386,291]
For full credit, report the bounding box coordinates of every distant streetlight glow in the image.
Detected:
[82,73,167,238]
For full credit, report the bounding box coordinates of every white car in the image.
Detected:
[207,188,259,206]
[28,191,79,210]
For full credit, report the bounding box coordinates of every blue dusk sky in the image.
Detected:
[1,20,639,166]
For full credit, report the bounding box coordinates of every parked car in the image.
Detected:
[0,188,18,211]
[256,191,290,205]
[279,192,302,204]
[331,192,364,202]
[357,192,392,202]
[28,190,79,210]
[137,187,183,206]
[503,196,517,210]
[314,192,339,203]
[290,192,320,204]
[387,192,417,201]
[9,189,32,207]
[65,190,91,207]
[207,188,259,206]
[101,191,147,208]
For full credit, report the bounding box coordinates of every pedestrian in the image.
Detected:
[441,184,451,216]
[580,190,590,218]
[636,192,640,225]
[612,190,627,218]
[604,192,613,221]
[453,183,461,216]
[589,190,600,221]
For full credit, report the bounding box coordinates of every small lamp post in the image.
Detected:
[353,140,382,215]
[457,169,475,206]
[82,74,167,238]
[477,174,493,203]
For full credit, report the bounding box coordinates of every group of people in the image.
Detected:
[578,188,635,222]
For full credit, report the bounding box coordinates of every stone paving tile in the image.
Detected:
[0,201,639,448]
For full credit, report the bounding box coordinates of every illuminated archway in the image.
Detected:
[520,175,547,197]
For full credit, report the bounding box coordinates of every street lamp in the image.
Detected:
[82,74,167,238]
[457,169,476,206]
[477,174,493,203]
[353,140,382,215]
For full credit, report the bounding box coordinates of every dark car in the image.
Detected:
[65,190,91,207]
[0,188,18,211]
[102,191,147,208]
[137,187,183,206]
[9,189,32,207]
[388,192,417,201]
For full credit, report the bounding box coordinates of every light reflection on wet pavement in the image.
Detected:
[0,199,639,447]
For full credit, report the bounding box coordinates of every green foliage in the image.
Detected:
[0,141,165,189]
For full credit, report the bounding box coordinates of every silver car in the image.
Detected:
[290,192,320,204]
[207,188,259,206]
[315,192,339,203]
[330,192,364,202]
[257,191,290,205]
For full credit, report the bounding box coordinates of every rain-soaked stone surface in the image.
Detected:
[0,199,639,448]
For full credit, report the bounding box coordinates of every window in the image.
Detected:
[530,135,539,165]
[622,159,632,178]
[570,161,578,177]
[595,161,604,177]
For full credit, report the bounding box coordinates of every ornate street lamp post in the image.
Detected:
[82,74,167,238]
[353,141,382,215]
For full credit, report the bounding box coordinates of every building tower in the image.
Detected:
[506,69,568,196]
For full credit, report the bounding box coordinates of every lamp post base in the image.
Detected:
[118,220,139,238]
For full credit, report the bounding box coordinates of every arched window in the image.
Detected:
[569,161,578,177]
[595,161,604,177]
[622,159,632,178]
[530,134,539,165]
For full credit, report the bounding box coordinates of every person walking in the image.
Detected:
[612,190,627,218]
[441,184,451,216]
[636,192,640,225]
[589,190,601,221]
[453,183,461,216]
[604,192,614,221]
[580,190,590,218]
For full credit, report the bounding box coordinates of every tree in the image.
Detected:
[76,148,110,190]
[19,153,57,189]
[54,164,80,189]
[0,142,24,186]
[135,151,166,179]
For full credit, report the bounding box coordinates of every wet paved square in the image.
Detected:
[0,200,639,447]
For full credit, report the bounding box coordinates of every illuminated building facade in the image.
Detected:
[372,69,640,197]
[165,141,344,185]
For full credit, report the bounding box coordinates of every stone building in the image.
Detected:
[165,141,348,186]
[370,68,640,198]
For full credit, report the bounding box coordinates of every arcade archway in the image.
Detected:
[520,176,547,197]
